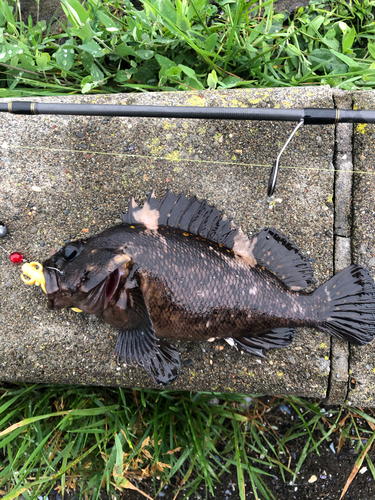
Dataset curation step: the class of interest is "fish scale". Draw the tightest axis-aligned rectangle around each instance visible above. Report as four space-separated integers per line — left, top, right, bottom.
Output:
21 190 375 385
123 227 313 341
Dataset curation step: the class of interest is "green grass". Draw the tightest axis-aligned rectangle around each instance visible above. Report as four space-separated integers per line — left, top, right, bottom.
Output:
2 0 375 97
1 384 375 500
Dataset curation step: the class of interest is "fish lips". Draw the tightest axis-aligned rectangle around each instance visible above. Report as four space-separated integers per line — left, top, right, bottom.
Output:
43 267 73 311
44 266 60 295
47 292 74 311
44 267 71 310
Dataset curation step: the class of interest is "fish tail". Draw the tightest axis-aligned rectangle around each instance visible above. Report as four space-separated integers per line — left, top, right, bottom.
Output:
313 264 375 345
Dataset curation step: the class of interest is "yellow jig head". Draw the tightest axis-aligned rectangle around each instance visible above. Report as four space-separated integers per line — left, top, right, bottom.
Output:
21 262 46 293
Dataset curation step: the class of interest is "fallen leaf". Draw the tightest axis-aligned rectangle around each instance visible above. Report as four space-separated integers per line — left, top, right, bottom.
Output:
166 447 182 455
156 462 171 471
140 436 150 449
142 448 153 460
112 476 153 500
337 435 345 454
340 432 375 499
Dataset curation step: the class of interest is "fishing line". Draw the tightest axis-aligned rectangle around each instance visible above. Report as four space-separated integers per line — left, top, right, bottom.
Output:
3 101 375 194
5 143 374 176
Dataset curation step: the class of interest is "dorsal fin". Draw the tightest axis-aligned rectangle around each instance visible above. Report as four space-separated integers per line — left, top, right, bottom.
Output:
165 192 190 227
251 228 314 291
120 191 256 266
120 191 159 229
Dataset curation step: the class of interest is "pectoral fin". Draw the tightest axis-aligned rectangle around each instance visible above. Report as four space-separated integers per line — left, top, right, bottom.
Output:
146 340 180 386
114 329 180 385
114 286 180 385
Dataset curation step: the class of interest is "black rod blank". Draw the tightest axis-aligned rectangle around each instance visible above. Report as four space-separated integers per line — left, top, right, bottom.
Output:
1 101 375 124
1 101 303 121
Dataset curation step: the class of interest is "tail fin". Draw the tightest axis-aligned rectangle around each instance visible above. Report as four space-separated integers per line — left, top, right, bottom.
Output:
314 264 375 345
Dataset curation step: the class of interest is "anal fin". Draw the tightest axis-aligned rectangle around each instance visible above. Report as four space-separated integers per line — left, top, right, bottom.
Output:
232 327 296 357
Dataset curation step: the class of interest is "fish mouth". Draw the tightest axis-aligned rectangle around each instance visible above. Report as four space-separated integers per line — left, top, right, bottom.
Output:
104 268 121 309
79 267 122 314
45 267 73 311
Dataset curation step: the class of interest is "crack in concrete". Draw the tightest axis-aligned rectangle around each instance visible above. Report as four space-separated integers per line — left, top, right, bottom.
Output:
325 90 354 405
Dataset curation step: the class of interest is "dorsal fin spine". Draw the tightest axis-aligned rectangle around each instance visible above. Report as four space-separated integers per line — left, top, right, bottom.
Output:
120 191 254 260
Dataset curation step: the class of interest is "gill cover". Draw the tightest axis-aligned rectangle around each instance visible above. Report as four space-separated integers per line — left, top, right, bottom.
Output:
77 251 132 293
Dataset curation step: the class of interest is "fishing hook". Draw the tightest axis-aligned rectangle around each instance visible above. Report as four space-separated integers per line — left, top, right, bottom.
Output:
267 118 305 198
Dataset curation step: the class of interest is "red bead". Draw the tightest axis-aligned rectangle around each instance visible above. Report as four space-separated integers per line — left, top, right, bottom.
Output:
10 252 23 263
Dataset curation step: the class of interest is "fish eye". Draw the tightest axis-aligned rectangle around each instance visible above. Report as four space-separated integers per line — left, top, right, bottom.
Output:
64 244 79 261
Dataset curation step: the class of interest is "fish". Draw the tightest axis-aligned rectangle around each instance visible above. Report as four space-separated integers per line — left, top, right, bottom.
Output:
21 191 375 385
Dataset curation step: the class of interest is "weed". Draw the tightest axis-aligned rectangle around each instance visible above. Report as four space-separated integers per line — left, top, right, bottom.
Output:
1 385 375 499
2 0 375 96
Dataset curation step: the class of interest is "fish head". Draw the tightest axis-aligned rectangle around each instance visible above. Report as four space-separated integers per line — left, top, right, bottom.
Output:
42 235 132 315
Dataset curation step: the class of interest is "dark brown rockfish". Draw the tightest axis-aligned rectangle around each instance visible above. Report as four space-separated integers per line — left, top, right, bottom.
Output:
39 191 375 385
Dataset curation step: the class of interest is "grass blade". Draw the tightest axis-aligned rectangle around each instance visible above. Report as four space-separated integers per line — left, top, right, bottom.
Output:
340 430 375 499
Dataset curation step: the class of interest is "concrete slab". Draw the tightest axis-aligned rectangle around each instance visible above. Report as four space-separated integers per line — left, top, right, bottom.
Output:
349 91 375 406
0 88 335 394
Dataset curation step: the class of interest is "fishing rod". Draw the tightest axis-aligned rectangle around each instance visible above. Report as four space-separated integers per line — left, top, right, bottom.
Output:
2 101 374 196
